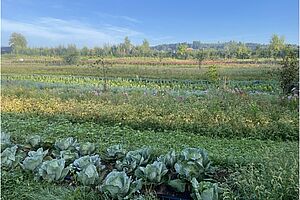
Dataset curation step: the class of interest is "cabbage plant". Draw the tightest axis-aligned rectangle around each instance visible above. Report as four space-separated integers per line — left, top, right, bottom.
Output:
174 148 211 181
26 135 42 149
77 164 99 185
77 142 96 156
73 155 104 170
157 149 177 169
135 161 168 184
99 170 142 199
21 148 48 171
191 178 218 200
103 144 126 161
1 145 18 169
54 137 78 151
37 159 70 182
116 147 152 173
72 155 105 186
1 133 12 152
58 150 79 164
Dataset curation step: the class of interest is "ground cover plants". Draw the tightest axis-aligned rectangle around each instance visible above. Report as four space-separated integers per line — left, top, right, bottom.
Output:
1 56 299 199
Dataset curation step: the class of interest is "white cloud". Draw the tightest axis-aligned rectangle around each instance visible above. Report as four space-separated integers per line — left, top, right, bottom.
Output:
1 17 143 47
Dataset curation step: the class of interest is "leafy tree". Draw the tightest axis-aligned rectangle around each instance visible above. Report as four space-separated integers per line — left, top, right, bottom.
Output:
236 43 251 59
140 39 151 57
176 44 188 59
279 45 299 94
123 36 133 55
63 45 79 65
195 49 206 69
269 34 285 60
81 46 89 56
9 32 27 54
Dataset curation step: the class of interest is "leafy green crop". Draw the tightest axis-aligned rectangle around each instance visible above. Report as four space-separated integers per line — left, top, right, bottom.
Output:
116 147 152 173
37 159 70 182
191 178 218 200
135 161 168 185
77 142 96 156
99 170 142 199
77 164 99 185
174 148 211 181
103 144 127 161
1 132 12 152
25 135 42 149
21 148 48 171
1 145 18 169
157 149 177 169
54 137 78 151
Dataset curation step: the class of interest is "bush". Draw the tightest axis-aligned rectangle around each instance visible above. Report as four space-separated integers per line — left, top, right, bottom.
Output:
279 46 299 94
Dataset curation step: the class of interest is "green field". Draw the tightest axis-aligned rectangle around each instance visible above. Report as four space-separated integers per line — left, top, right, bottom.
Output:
1 59 299 199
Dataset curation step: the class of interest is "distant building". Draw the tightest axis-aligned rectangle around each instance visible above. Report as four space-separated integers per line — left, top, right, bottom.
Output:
186 48 194 51
1 47 12 54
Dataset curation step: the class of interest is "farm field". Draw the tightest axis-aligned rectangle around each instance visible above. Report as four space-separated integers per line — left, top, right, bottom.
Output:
1 58 299 199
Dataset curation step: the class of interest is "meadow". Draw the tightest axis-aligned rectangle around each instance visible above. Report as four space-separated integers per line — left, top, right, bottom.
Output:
1 57 299 200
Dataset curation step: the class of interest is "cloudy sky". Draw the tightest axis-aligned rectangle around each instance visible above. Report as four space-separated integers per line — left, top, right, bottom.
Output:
1 0 299 47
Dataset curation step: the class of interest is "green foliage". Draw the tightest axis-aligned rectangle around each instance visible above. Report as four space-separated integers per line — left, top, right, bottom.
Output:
37 159 70 182
174 148 211 181
191 178 218 200
63 45 79 65
99 170 142 199
205 65 219 83
58 150 79 164
116 147 153 173
73 155 103 171
77 142 96 156
21 148 48 171
177 44 188 59
269 34 285 59
77 164 100 185
157 149 177 169
135 161 168 184
279 45 299 94
26 135 42 149
1 132 12 152
9 32 27 53
168 179 186 193
103 144 127 161
54 137 78 151
1 145 19 169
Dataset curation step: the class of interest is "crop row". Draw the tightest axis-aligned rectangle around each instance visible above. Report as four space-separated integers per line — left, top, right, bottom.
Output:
2 74 279 93
2 133 220 199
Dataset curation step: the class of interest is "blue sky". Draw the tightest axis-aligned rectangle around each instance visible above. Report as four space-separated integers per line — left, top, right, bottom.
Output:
1 0 299 47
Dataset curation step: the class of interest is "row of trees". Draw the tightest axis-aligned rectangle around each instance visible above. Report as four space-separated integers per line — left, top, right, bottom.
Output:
8 32 298 60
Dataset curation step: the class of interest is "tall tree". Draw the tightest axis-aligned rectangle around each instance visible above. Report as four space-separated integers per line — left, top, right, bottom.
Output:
140 39 151 56
9 32 27 53
269 34 285 60
176 44 188 59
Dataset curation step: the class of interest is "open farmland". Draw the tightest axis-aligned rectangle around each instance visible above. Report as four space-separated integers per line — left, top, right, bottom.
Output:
1 57 299 199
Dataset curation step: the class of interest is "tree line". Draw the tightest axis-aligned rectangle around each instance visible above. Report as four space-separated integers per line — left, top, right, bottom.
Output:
7 32 299 60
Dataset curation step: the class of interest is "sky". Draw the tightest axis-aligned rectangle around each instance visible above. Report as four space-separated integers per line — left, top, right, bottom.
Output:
1 0 299 47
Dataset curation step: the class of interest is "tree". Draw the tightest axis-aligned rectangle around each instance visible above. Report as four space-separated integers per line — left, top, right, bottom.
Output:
81 46 89 56
176 44 188 59
279 45 299 94
9 32 27 54
195 49 206 69
123 36 133 55
140 39 151 57
269 34 285 60
63 45 79 65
